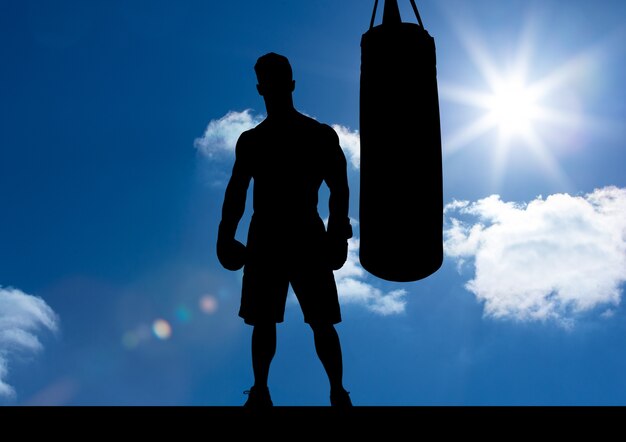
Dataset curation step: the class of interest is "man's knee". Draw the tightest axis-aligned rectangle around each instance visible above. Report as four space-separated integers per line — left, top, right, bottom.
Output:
253 322 276 334
309 322 335 335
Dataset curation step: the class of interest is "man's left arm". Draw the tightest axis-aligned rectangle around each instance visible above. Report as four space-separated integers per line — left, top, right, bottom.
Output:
323 125 352 269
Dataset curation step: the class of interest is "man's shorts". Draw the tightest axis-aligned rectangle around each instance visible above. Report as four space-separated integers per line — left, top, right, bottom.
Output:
238 217 342 325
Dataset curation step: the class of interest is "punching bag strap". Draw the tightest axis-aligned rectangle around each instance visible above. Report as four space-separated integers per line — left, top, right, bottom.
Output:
369 0 425 30
409 0 425 28
369 0 379 29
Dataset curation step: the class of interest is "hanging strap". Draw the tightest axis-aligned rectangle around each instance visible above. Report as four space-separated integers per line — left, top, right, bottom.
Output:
369 0 424 30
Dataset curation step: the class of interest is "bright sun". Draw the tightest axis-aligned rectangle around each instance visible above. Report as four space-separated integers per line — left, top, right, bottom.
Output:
439 14 600 188
486 76 538 139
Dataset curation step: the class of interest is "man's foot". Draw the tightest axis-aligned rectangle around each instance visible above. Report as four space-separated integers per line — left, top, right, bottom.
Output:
330 388 353 407
243 385 273 407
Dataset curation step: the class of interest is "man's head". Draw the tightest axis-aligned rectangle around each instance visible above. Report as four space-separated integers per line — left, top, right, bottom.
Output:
254 52 295 98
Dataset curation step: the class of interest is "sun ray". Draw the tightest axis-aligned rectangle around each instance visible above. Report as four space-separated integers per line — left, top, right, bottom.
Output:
444 112 497 156
521 128 573 190
527 37 612 102
439 83 493 109
490 131 512 190
450 19 503 91
534 106 586 129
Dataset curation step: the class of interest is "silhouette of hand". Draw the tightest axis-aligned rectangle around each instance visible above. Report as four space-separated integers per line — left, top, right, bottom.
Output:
327 234 349 270
217 237 247 271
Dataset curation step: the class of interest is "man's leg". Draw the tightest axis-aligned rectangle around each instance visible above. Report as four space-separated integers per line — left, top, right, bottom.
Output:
310 322 352 406
243 322 276 407
251 322 276 388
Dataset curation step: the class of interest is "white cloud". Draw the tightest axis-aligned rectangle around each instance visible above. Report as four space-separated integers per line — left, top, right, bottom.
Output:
335 238 408 315
0 286 59 398
331 124 360 169
0 359 11 398
444 186 626 326
194 109 263 158
195 110 361 169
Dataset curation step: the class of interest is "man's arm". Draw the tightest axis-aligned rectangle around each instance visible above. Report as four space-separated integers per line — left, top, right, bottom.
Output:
324 125 352 240
217 132 252 270
323 125 352 270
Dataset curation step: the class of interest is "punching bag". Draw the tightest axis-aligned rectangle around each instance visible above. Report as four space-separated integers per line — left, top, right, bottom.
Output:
359 0 443 282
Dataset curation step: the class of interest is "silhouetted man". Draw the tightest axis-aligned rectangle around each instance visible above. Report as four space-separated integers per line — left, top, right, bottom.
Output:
217 52 353 407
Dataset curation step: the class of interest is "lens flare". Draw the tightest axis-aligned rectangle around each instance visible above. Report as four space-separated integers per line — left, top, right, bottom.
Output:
175 305 192 323
152 319 172 340
122 324 152 349
122 331 140 349
199 295 218 314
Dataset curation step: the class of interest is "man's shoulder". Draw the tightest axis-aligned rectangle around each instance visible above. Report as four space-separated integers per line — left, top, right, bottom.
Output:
297 114 338 140
235 126 259 157
239 112 338 144
237 121 264 145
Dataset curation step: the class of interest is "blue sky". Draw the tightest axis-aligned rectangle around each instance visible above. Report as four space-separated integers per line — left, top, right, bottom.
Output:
1 0 625 405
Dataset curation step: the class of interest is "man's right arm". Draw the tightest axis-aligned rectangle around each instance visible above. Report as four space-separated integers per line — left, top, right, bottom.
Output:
217 132 252 270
